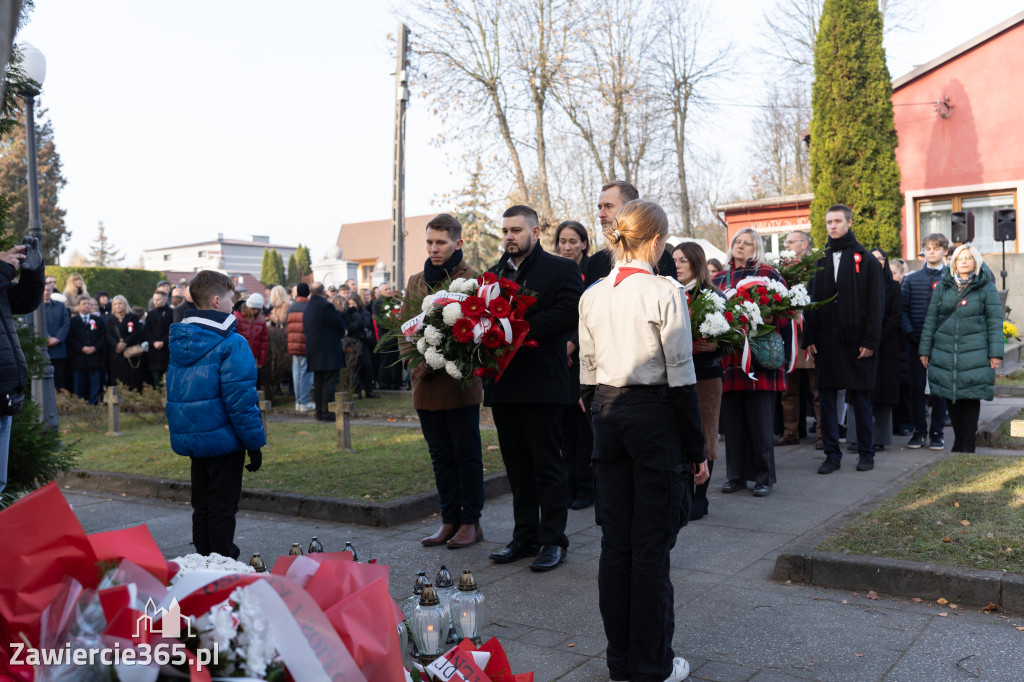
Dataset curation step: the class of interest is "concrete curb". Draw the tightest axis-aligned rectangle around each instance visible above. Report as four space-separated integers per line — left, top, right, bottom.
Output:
773 551 1024 612
977 405 1023 446
57 469 510 528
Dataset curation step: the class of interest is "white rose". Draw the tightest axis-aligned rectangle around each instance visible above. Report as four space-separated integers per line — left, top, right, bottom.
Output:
424 325 445 346
442 302 463 325
445 361 464 380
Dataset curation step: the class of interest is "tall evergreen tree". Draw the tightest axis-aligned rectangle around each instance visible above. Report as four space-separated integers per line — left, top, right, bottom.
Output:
295 244 312 280
809 0 903 254
286 252 299 285
87 221 123 266
272 249 285 286
259 247 274 285
0 103 69 263
453 160 501 273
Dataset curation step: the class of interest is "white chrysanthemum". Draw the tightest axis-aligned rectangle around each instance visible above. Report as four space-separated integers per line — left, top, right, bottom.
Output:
424 347 446 369
450 278 467 292
698 312 731 337
416 337 428 354
421 295 435 312
197 598 238 654
170 553 254 581
740 300 763 326
442 301 463 325
707 290 726 311
780 249 796 259
458 278 480 294
445 361 464 380
764 279 789 295
789 283 811 307
233 587 277 678
424 325 444 346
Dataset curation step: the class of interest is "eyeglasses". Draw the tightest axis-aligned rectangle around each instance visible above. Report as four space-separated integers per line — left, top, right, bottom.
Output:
734 240 755 247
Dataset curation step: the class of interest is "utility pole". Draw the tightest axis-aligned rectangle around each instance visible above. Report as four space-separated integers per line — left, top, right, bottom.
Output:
391 23 410 290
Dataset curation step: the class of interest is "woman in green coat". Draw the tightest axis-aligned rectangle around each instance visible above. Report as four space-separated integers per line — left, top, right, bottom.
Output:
919 244 1003 452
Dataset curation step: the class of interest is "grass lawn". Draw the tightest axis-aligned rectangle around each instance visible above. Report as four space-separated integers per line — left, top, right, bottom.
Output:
269 390 493 423
995 370 1024 386
818 454 1024 574
68 416 504 501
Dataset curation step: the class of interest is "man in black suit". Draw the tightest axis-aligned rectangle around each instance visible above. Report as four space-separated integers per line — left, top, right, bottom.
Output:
302 283 347 422
585 181 677 283
144 289 174 386
68 296 107 404
485 204 584 572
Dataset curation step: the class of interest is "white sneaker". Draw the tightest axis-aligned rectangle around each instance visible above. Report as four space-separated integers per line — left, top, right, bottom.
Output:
664 657 690 682
295 402 315 413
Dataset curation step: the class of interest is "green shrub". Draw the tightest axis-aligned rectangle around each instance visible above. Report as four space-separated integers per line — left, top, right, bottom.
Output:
47 265 166 310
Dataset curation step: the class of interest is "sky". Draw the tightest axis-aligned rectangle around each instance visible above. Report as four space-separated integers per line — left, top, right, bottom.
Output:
13 0 1024 267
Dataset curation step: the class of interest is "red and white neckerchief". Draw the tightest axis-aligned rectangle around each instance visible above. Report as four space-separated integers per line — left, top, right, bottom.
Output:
613 267 652 286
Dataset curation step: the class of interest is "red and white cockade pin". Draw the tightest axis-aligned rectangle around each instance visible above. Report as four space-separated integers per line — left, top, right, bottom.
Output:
854 252 862 273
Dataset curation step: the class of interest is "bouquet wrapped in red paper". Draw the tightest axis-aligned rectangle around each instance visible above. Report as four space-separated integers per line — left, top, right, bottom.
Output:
378 273 537 385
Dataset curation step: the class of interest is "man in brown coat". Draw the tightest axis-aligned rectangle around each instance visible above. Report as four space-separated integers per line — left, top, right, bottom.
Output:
407 213 485 549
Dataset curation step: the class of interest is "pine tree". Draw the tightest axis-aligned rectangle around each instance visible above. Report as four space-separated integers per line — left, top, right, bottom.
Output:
295 244 312 280
87 221 123 267
809 0 903 254
0 103 69 263
453 160 501 273
286 253 299 285
259 247 274 285
272 249 285 286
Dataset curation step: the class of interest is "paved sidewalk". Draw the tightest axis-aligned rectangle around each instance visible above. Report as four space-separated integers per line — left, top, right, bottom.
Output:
64 399 1024 681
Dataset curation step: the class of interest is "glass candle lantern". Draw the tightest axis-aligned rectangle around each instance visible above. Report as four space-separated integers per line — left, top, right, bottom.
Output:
450 569 485 646
409 584 450 665
308 536 324 553
288 543 304 556
249 553 267 573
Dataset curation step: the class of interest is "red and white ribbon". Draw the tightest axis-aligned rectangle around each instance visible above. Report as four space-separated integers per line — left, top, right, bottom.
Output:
472 315 512 344
432 292 468 306
401 312 425 340
478 282 502 305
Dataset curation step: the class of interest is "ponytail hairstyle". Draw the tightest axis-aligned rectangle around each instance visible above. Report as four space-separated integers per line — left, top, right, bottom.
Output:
604 199 668 268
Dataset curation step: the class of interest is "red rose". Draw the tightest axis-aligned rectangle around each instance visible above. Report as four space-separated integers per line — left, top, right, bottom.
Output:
742 291 752 301
772 293 782 302
481 327 504 349
740 314 749 324
452 318 475 343
723 311 734 322
479 272 498 285
488 298 512 318
461 295 486 318
759 295 769 304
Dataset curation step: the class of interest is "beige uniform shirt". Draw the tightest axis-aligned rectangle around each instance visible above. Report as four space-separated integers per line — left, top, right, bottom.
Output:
578 260 697 388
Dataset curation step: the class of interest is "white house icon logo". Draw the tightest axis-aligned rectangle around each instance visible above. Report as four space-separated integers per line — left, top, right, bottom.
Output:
134 598 195 639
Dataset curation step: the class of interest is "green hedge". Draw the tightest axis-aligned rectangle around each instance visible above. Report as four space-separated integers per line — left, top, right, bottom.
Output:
48 266 166 309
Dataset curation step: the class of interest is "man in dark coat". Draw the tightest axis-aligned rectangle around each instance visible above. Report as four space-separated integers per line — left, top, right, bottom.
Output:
302 283 347 422
0 237 44 494
68 295 108 405
485 204 584 572
144 289 174 386
804 204 884 474
585 181 677 283
27 281 71 392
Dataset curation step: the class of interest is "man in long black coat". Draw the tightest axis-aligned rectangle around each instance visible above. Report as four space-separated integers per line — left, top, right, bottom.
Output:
485 204 584 572
145 289 174 386
68 296 108 405
804 204 884 474
303 283 347 422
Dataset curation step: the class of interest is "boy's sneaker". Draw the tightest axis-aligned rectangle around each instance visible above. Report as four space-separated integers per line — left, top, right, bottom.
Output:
907 432 925 449
929 434 945 450
295 402 315 413
664 657 690 682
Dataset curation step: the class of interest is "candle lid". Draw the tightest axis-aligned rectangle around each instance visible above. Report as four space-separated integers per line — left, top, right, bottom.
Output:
457 569 478 591
419 583 440 606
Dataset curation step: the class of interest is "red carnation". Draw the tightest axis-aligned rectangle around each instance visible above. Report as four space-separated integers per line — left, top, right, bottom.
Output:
759 295 769 305
740 314 749 324
461 295 486 318
742 291 752 301
489 298 512 318
481 326 505 349
723 311 734 322
479 272 498 285
452 318 475 343
772 293 782 302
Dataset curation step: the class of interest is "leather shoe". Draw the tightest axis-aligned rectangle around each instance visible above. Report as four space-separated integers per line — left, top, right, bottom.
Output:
720 480 746 494
774 436 800 446
752 483 772 497
856 456 874 471
421 523 458 547
569 497 594 510
529 545 566 572
447 522 483 549
818 458 841 475
488 540 540 564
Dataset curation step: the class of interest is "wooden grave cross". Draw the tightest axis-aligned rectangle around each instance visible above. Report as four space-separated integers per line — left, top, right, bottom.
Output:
328 390 354 452
104 385 122 436
257 390 271 434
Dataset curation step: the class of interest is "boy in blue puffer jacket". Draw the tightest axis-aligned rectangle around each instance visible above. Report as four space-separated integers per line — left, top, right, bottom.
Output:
166 270 266 559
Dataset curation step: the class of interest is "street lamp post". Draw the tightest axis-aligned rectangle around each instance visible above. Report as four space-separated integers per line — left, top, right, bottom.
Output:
18 42 57 428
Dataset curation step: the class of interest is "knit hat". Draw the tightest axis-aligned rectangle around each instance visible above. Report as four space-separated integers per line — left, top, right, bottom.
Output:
245 293 265 309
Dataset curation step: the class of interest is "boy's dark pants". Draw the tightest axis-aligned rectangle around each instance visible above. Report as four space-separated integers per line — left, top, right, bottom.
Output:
190 450 245 559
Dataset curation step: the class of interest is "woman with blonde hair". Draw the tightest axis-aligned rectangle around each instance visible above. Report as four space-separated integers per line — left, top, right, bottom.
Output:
267 285 291 327
579 198 709 682
712 228 786 497
62 272 89 309
265 285 292 397
919 243 1002 452
105 294 144 392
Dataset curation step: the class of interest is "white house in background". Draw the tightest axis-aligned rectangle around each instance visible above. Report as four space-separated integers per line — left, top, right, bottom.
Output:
142 234 298 277
665 236 728 265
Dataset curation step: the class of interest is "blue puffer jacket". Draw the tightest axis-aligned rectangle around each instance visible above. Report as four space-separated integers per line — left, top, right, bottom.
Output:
901 265 943 339
166 310 267 458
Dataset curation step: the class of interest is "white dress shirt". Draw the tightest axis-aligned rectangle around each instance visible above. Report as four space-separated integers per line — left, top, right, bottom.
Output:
578 260 697 388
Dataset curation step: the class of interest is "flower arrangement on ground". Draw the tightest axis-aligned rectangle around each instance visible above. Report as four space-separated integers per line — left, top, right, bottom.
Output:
1004 320 1019 343
377 273 537 385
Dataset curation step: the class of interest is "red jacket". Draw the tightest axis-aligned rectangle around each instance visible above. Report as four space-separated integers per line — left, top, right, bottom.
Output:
286 297 309 356
233 310 269 366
